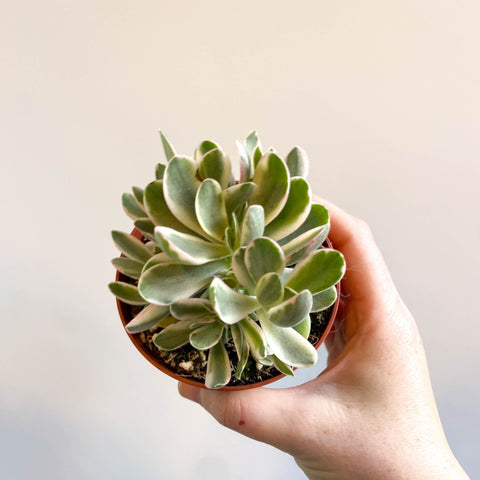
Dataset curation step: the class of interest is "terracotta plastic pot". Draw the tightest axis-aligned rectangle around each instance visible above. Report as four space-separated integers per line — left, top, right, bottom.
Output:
115 228 341 390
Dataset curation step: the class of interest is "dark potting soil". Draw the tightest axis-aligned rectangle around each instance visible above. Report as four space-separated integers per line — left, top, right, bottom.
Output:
124 301 333 387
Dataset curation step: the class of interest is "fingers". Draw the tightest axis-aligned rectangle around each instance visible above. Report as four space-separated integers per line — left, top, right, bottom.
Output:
313 196 398 314
178 382 319 455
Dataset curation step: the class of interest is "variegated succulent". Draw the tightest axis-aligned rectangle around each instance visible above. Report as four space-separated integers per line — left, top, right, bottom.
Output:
109 131 345 389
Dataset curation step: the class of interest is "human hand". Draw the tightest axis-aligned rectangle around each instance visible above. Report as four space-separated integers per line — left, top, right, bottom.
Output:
178 200 469 480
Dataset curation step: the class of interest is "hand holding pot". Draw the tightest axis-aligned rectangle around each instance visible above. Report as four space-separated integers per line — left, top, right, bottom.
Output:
179 200 469 480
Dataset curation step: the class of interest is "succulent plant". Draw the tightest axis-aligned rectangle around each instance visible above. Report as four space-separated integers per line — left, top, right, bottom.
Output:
109 131 346 389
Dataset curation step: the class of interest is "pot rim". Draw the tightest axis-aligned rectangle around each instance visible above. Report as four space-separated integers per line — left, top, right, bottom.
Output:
115 228 341 390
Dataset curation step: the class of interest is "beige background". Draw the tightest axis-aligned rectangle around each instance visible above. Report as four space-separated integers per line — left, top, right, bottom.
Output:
1 1 479 478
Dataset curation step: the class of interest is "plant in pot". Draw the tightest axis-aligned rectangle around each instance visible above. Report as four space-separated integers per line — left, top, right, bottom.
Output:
109 131 345 390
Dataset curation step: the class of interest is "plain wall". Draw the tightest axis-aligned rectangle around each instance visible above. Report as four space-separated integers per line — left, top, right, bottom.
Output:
1 1 479 478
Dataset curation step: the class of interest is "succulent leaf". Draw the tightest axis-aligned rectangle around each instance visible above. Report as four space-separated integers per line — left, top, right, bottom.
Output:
293 315 311 339
312 286 338 312
264 177 311 240
285 146 309 178
239 317 268 360
155 163 166 180
159 130 176 162
195 179 229 241
141 252 171 273
194 140 219 163
122 193 146 220
256 272 284 307
240 205 265 246
280 203 330 245
170 298 214 320
190 321 224 350
205 341 231 389
271 355 294 376
245 237 285 282
199 148 232 189
144 180 198 235
138 259 228 305
163 156 205 236
249 152 290 224
223 182 257 215
268 290 313 328
125 304 170 333
209 278 260 325
108 281 149 305
132 186 144 204
134 218 156 241
231 324 249 379
286 249 346 294
231 247 256 292
237 140 253 183
153 319 196 350
259 314 317 368
111 257 144 280
283 225 329 265
155 226 228 265
111 231 153 263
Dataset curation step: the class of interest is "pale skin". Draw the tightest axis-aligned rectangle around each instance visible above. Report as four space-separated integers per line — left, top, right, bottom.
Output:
178 200 469 480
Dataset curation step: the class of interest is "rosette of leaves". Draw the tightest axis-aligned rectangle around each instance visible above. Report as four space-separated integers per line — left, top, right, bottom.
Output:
109 131 346 389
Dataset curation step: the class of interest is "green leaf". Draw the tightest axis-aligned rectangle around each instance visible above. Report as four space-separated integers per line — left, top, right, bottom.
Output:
237 140 253 182
256 272 284 307
240 205 264 246
245 237 285 282
252 146 263 168
122 193 146 220
199 148 232 190
108 281 148 305
194 140 219 163
155 163 166 180
144 180 198 235
293 316 311 339
284 226 330 266
245 130 261 159
263 177 311 241
111 257 144 279
163 156 204 236
249 152 290 225
206 341 231 389
190 322 224 350
153 319 195 350
195 179 229 241
223 182 257 215
286 249 346 294
231 324 249 379
159 130 176 162
138 259 228 305
132 186 144 204
170 298 214 320
268 290 313 328
312 286 337 312
280 203 330 245
259 314 317 368
141 252 171 273
111 231 153 263
271 355 294 376
134 218 155 241
285 146 309 178
238 317 268 359
209 278 260 325
125 304 170 333
232 247 256 292
155 227 228 265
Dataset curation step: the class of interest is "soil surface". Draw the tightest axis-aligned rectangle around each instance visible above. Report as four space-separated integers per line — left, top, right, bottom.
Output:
124 301 333 387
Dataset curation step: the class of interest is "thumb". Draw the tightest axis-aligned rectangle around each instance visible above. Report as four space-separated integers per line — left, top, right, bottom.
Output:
178 382 317 454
